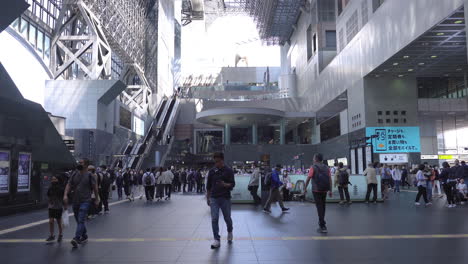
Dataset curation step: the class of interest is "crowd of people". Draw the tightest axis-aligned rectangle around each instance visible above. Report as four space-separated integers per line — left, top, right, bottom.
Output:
44 153 468 250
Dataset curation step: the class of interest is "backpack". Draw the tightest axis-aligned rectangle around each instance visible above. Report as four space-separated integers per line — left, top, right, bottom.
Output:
338 170 349 185
144 173 152 185
312 165 331 192
263 172 272 187
100 172 112 190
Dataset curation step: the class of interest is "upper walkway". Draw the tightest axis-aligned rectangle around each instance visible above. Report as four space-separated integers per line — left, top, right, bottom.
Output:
0 190 467 263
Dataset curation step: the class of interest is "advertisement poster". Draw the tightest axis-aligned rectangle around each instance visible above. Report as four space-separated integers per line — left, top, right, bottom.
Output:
366 127 421 153
17 152 31 192
0 150 10 193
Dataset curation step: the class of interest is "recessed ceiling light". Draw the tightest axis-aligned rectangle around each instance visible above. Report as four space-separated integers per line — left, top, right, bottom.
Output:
375 74 380 77
393 62 399 66
431 55 438 58
383 69 389 72
408 69 414 72
403 56 410 59
454 20 463 24
418 62 425 66
436 32 445 36
456 68 462 71
398 75 404 78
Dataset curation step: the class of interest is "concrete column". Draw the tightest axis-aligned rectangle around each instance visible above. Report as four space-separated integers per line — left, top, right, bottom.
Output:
224 123 231 145
280 119 285 145
252 123 258 145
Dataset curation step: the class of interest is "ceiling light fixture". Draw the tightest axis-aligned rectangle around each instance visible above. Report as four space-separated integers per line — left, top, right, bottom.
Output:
436 32 445 36
456 68 462 71
408 69 414 72
398 75 404 78
403 56 410 59
431 55 438 59
454 20 463 24
418 62 425 66
393 62 399 66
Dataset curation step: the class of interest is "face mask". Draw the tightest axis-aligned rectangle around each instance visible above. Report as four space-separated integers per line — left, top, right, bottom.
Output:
76 165 84 171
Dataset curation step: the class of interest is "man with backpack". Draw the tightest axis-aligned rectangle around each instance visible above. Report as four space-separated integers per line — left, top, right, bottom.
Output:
63 158 100 248
305 154 332 233
263 164 290 213
97 165 112 214
142 168 155 201
334 162 350 205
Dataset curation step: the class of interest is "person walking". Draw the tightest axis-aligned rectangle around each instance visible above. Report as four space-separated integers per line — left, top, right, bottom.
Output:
180 168 187 193
381 164 392 200
305 154 332 233
163 167 174 200
432 166 442 198
115 169 124 200
415 164 432 206
248 165 261 204
392 166 402 193
335 162 350 205
401 166 409 189
97 165 111 214
87 166 98 219
137 169 144 199
63 158 99 248
196 169 203 193
281 171 292 202
439 162 454 207
363 163 378 203
206 152 236 249
155 167 164 201
46 175 65 243
123 168 133 201
142 168 155 201
263 165 290 213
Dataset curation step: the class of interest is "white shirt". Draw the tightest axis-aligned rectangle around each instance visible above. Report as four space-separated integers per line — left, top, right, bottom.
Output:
457 183 467 195
392 169 402 181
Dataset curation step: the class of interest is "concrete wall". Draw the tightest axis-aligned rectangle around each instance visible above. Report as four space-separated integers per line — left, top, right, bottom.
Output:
289 0 464 113
158 0 175 97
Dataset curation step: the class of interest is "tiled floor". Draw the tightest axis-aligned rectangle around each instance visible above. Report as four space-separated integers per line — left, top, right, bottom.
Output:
1 190 468 263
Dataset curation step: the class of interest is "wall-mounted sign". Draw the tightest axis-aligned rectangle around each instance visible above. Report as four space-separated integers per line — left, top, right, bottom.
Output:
438 155 458 160
0 150 10 194
337 158 348 166
17 152 31 192
379 153 408 164
421 155 438 160
366 127 421 153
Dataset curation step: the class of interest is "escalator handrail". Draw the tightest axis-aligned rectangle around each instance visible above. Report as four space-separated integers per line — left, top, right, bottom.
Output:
162 99 180 142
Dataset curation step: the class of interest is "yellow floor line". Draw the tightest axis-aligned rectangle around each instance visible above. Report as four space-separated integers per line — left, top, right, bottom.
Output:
1 234 468 243
0 199 128 236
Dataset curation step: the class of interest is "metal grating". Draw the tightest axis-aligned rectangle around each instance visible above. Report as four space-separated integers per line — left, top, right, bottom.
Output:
202 0 305 45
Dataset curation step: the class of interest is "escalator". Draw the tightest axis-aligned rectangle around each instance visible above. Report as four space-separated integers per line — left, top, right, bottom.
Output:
135 96 181 170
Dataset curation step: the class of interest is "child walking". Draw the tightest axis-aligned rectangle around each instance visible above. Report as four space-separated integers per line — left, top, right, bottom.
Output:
46 175 65 242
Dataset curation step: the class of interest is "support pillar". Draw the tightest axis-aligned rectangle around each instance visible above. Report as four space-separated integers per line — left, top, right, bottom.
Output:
280 119 285 145
293 126 299 144
224 123 231 145
252 123 258 145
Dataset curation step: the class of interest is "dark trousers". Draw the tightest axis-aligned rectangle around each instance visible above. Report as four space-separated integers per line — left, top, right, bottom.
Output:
188 181 193 192
313 192 327 228
124 185 131 197
415 185 428 203
365 183 378 202
144 186 154 200
165 184 172 198
283 188 290 201
249 185 261 204
444 182 455 205
117 185 123 199
182 181 187 193
338 186 350 202
99 189 109 212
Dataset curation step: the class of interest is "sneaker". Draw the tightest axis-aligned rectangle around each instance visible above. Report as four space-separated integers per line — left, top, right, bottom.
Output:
263 208 271 213
415 202 421 206
227 232 233 243
426 202 432 206
347 201 352 205
281 207 290 212
46 235 55 242
211 240 221 249
317 227 328 234
104 210 110 214
339 201 345 205
71 238 79 248
79 236 88 244
57 235 63 242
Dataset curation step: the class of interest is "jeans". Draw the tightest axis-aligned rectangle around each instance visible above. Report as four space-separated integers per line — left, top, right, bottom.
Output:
249 185 261 204
426 181 433 201
313 192 327 228
73 202 91 240
338 186 350 202
117 185 123 199
99 189 109 211
165 184 172 198
394 180 401 192
156 184 164 198
365 183 378 202
264 187 285 210
432 180 442 196
415 186 428 203
210 197 233 241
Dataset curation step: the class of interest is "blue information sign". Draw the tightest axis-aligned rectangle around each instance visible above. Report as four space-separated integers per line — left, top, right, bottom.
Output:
366 127 421 153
